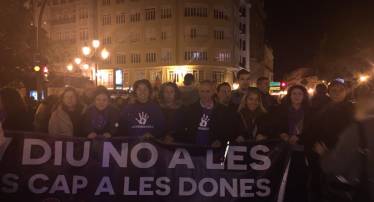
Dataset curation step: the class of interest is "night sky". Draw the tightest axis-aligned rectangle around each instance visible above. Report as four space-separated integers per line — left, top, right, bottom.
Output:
265 0 374 80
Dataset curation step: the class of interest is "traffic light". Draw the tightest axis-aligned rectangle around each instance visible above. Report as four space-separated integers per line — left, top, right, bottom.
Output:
280 82 287 90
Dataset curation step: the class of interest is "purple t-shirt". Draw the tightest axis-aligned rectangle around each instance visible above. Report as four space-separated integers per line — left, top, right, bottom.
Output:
195 107 213 145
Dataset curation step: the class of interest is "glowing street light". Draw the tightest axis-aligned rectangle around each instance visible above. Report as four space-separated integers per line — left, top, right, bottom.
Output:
82 46 91 56
66 64 73 72
74 57 82 65
92 40 100 49
33 65 41 72
82 64 90 70
232 83 239 90
101 48 110 60
359 75 369 83
308 88 315 95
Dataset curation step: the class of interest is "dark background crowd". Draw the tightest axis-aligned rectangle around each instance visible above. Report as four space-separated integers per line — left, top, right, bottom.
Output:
0 69 373 202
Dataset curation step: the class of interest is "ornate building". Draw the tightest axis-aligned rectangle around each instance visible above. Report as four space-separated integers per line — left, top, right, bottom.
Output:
33 0 271 89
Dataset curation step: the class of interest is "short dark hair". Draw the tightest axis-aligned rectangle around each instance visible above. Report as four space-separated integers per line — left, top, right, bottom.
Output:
315 83 328 94
159 82 181 103
328 79 346 89
133 79 153 95
216 82 231 92
183 73 195 85
93 86 110 99
257 77 269 84
237 69 250 79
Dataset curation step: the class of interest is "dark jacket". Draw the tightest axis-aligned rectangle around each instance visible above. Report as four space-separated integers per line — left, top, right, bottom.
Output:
260 91 278 112
2 110 33 132
161 106 184 137
311 94 331 112
81 105 120 137
310 101 355 149
268 104 315 146
118 102 165 138
321 118 374 201
177 101 239 145
238 108 268 140
231 89 247 106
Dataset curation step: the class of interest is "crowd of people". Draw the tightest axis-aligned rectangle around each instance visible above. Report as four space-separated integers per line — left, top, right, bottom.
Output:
0 69 373 202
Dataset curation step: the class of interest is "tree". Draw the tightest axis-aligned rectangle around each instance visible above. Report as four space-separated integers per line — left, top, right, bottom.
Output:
0 0 44 87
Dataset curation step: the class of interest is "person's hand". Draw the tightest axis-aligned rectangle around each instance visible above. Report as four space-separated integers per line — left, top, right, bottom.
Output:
87 132 97 139
235 136 245 143
103 133 112 138
142 133 154 140
314 142 328 156
211 140 222 148
164 135 174 144
279 133 289 142
256 134 267 141
288 135 299 145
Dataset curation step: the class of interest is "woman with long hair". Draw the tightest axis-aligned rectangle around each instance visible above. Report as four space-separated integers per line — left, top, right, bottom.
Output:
271 84 314 202
236 88 268 142
0 87 33 132
158 82 183 143
118 79 165 138
48 87 84 136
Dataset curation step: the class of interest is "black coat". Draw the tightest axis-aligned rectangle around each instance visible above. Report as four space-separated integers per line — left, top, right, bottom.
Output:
177 101 239 145
237 108 268 140
309 101 355 149
268 104 315 146
81 105 120 137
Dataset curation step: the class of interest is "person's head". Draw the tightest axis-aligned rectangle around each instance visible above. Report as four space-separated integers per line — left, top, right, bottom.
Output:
328 80 347 103
93 86 110 111
216 82 232 104
133 79 153 103
239 87 266 112
0 87 27 114
159 82 181 105
283 85 309 108
256 77 270 94
183 73 195 86
60 87 79 110
315 83 328 95
237 69 251 90
198 80 215 103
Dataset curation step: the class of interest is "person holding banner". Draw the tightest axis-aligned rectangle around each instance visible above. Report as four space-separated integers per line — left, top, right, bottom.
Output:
118 79 165 138
158 82 184 143
180 80 235 147
82 86 120 138
271 85 314 202
236 87 268 142
48 87 84 137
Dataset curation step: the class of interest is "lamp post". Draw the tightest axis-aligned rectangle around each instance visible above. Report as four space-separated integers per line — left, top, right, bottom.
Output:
79 40 109 86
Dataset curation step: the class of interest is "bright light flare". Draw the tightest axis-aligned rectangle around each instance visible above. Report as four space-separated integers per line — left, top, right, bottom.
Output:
66 64 73 72
74 57 82 65
359 75 369 83
233 83 239 90
101 48 110 60
82 46 91 56
92 40 100 49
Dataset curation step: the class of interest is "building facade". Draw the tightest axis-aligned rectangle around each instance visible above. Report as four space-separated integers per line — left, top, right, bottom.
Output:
34 0 266 89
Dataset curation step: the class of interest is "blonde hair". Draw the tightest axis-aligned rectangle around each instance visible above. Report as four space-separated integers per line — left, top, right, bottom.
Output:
237 88 267 113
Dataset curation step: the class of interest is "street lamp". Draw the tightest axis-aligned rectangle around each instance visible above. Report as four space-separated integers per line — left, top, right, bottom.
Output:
82 46 91 56
92 40 100 49
82 64 90 70
67 64 73 72
101 48 110 60
74 57 82 65
359 75 369 83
